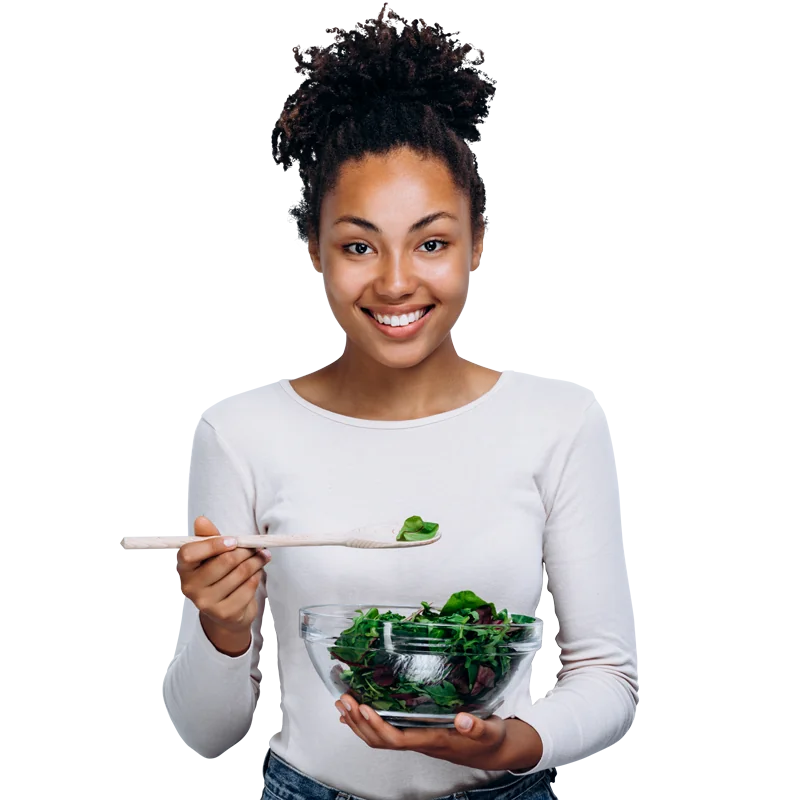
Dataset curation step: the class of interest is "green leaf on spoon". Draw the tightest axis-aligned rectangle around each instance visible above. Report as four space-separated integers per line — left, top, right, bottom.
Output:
396 515 440 541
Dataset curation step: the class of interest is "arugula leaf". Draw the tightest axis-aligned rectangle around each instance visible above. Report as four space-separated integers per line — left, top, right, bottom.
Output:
396 515 440 542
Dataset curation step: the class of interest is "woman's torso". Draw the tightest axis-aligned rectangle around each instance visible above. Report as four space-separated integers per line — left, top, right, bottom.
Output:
201 369 591 799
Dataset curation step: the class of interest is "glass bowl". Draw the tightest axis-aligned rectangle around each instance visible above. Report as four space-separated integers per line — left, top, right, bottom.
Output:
300 604 543 727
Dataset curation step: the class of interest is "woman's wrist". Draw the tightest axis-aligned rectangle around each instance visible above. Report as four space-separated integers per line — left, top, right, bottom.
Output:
199 613 252 657
498 718 544 772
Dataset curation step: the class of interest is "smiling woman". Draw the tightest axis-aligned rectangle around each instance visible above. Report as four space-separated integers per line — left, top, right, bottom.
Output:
268 1 500 418
161 4 637 800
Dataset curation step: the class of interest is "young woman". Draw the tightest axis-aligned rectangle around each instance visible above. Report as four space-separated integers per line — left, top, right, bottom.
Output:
163 6 638 799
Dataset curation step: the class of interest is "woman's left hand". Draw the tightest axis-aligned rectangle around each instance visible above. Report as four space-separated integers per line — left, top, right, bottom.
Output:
335 694 540 771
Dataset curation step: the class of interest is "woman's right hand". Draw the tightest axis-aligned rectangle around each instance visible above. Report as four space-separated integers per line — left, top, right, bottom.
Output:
176 515 271 655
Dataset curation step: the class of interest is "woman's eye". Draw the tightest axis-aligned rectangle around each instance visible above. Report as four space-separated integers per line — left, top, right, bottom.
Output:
343 242 373 255
342 240 448 255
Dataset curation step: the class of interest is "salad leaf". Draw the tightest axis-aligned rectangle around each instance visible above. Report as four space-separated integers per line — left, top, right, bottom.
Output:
439 590 496 618
327 590 537 715
396 515 440 542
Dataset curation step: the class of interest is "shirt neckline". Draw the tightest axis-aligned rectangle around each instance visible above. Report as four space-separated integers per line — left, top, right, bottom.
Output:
278 370 513 429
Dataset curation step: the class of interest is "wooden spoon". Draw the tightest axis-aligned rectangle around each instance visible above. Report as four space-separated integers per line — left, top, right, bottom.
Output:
120 523 441 550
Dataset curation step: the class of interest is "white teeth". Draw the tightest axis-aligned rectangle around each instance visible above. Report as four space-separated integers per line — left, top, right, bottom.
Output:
372 309 427 327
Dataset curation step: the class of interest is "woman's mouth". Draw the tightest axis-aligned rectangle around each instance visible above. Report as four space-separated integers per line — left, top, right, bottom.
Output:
360 305 435 339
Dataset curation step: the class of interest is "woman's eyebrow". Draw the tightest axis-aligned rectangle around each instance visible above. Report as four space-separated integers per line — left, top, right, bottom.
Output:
332 211 458 234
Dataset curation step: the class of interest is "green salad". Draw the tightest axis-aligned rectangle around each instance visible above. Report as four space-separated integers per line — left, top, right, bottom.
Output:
328 589 537 714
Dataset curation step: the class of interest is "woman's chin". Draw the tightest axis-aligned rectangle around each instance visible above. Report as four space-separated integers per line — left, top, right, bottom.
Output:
341 313 451 368
349 337 434 370
370 348 431 370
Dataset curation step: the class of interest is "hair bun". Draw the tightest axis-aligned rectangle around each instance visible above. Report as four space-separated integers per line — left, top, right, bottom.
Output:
273 4 496 170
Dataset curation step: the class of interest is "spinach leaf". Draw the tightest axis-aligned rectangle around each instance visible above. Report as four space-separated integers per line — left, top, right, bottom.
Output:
396 515 440 542
439 590 496 618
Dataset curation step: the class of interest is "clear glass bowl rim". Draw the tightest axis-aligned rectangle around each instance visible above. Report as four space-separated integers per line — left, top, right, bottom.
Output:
314 640 539 653
300 603 542 630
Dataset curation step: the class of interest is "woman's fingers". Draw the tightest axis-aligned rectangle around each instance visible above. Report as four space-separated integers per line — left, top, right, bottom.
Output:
197 545 264 585
336 696 404 750
176 515 271 634
337 701 382 748
212 566 266 621
200 551 270 608
176 531 238 575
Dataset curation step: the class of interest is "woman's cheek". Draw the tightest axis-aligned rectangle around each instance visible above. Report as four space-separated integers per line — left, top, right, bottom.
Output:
325 260 365 299
432 272 470 314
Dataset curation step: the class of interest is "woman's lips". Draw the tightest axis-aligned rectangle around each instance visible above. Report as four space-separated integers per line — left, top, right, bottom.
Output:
362 306 433 339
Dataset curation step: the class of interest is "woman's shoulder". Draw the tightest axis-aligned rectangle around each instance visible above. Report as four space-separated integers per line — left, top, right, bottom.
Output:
505 369 597 417
194 379 289 437
497 371 603 453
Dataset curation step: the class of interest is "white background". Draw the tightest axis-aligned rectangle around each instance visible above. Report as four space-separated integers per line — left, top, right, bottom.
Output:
0 0 800 800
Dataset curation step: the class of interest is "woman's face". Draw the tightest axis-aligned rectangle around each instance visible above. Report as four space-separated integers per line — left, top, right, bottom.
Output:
309 146 483 370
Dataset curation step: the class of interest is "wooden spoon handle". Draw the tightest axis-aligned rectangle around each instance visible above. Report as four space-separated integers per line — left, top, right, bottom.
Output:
120 534 343 549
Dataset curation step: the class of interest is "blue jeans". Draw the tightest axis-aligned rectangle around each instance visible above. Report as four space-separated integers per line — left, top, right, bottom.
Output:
261 749 559 800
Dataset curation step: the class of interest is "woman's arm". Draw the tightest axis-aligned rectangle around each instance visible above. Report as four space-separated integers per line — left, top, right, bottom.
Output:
497 718 544 771
200 612 257 657
162 417 268 758
508 397 639 774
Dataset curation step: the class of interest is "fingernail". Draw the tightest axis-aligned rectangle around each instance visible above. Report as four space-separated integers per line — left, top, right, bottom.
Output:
343 700 351 712
261 549 271 559
338 707 345 716
360 707 370 721
223 537 237 547
457 715 473 730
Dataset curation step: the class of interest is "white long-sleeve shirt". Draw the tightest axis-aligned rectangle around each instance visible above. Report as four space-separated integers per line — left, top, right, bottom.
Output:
163 370 638 799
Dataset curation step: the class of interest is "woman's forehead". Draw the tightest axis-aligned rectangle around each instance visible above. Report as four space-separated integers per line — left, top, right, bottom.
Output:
323 150 464 219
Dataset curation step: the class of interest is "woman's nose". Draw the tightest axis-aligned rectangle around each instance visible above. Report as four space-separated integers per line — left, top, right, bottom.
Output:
373 252 418 298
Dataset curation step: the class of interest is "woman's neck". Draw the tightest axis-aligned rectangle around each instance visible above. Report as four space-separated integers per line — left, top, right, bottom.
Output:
290 337 501 421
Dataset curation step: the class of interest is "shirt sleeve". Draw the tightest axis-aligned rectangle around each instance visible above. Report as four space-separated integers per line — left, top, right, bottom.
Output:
162 416 268 758
506 397 639 774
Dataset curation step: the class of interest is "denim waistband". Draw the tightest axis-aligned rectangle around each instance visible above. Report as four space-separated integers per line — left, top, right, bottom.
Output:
262 749 557 800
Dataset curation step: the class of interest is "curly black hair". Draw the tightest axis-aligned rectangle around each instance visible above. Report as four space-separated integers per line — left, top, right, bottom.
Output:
271 3 496 246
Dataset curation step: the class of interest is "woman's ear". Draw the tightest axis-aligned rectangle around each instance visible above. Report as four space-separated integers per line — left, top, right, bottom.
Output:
470 222 485 272
308 238 323 274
